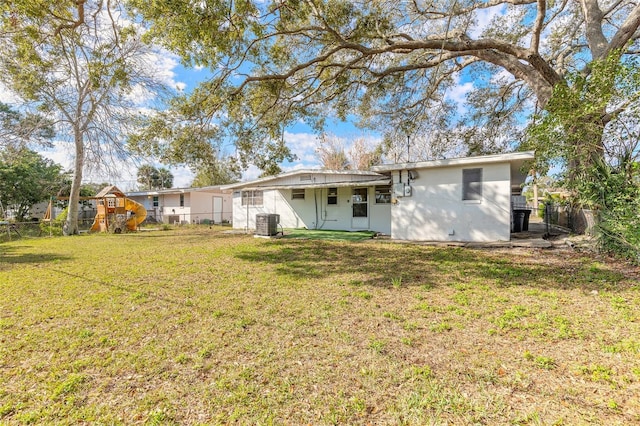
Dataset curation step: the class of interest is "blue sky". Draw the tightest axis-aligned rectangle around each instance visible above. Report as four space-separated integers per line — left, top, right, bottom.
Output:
1 4 506 190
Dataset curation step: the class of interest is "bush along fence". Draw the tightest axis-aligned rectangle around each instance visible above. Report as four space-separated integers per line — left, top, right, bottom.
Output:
542 202 639 262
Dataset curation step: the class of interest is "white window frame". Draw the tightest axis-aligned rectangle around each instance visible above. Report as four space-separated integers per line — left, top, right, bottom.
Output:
241 190 264 206
327 187 338 205
375 185 392 204
291 188 305 200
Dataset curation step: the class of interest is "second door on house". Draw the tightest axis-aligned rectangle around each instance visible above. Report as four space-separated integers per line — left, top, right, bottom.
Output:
351 187 369 229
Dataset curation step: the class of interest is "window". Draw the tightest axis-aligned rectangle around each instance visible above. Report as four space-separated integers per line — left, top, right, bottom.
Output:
179 194 185 207
327 187 338 205
291 188 305 200
463 168 483 201
241 190 264 206
375 185 391 204
152 196 159 207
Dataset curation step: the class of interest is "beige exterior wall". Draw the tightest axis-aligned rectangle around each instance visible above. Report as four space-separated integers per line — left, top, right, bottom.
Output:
127 189 232 225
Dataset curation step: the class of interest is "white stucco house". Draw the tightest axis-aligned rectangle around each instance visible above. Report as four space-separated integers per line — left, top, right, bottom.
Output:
126 186 232 225
222 151 535 242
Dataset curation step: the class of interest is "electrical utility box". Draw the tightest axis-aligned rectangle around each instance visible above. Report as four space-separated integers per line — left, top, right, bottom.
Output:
393 183 412 197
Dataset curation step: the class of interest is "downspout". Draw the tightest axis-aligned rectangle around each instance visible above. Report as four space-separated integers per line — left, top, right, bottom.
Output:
314 188 318 229
318 187 328 229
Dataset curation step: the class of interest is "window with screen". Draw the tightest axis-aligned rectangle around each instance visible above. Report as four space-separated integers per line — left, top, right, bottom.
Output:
462 168 483 201
327 187 338 205
375 185 391 204
292 188 305 200
241 190 264 206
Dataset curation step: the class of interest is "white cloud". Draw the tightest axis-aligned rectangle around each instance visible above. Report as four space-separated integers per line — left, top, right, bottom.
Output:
170 165 194 187
445 76 474 115
40 141 75 170
38 140 193 190
470 5 507 39
0 83 21 104
284 131 322 166
242 165 262 181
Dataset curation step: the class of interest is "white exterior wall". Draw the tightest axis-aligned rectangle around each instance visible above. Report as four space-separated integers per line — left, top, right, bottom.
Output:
231 186 392 234
391 163 512 242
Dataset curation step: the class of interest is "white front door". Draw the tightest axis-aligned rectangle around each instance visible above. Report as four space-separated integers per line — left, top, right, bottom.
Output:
351 187 369 229
212 196 223 223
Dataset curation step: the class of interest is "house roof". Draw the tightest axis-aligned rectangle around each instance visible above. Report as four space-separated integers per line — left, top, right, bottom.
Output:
220 152 534 192
221 169 390 191
126 186 230 197
369 151 535 172
227 179 393 191
371 151 535 192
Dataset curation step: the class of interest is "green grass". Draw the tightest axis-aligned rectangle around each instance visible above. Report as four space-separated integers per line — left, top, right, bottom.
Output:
280 228 376 241
1 227 640 424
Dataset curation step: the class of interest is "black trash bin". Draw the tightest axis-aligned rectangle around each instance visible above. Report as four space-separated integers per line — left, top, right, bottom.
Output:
512 209 528 233
513 209 529 232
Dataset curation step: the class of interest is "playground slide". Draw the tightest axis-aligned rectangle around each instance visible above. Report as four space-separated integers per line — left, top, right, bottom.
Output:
124 198 147 231
89 214 103 232
89 197 147 232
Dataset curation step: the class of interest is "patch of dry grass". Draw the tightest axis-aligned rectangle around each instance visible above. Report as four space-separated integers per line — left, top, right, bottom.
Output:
1 227 639 425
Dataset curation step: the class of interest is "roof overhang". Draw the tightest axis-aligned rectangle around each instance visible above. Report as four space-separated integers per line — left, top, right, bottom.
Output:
370 151 535 172
229 178 392 191
221 169 390 191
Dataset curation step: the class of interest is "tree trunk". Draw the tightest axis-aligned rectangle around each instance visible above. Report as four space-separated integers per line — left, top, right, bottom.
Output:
566 112 606 189
63 128 84 235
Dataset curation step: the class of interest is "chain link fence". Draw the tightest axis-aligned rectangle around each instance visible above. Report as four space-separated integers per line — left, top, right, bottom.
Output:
1 214 231 243
0 218 99 242
540 202 595 235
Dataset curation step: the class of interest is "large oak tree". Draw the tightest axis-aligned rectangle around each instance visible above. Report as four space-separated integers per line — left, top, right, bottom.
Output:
130 0 640 177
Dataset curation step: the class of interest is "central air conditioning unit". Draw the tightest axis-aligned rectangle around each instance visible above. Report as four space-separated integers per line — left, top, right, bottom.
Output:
403 185 412 197
255 213 280 236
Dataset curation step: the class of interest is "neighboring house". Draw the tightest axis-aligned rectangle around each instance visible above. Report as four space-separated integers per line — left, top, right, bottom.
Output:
126 186 232 225
222 151 535 242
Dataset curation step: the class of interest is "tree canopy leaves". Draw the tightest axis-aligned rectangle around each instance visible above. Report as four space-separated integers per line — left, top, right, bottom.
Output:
0 147 64 220
130 0 640 160
136 165 174 190
1 0 171 234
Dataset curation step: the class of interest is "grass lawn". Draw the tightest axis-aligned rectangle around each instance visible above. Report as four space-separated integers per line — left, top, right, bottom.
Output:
1 227 639 425
280 229 377 241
